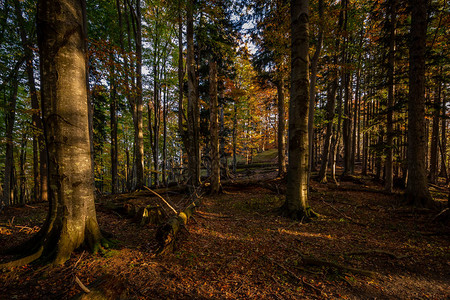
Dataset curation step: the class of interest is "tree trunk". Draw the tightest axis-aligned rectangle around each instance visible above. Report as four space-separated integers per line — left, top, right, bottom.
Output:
209 59 220 194
406 0 433 207
385 0 397 192
283 0 315 220
14 1 47 203
19 132 28 205
110 58 118 194
429 82 441 183
277 78 287 176
186 0 200 187
133 0 144 190
34 0 103 264
308 0 323 177
439 86 447 181
2 68 20 207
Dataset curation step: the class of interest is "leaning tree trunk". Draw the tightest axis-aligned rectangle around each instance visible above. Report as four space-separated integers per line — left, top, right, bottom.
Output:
209 59 220 194
283 0 315 220
30 0 103 265
406 0 433 207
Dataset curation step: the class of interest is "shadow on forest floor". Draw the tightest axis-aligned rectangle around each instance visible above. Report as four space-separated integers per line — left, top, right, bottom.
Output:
0 169 449 299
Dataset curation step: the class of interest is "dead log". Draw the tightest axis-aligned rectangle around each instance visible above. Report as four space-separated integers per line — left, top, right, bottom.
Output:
155 201 197 255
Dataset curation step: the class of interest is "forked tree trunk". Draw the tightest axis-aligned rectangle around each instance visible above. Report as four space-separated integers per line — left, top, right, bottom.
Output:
33 0 102 265
209 59 220 194
283 0 315 220
406 0 433 207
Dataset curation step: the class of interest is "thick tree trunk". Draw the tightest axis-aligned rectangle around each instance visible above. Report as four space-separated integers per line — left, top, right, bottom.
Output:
209 60 220 194
35 0 103 264
406 0 433 207
283 0 315 220
277 78 287 176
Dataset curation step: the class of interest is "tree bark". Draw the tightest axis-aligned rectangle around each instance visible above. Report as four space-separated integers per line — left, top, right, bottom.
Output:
283 0 315 219
34 0 103 264
406 0 433 207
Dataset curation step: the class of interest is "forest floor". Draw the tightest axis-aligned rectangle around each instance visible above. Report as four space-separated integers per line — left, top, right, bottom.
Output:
1 169 449 299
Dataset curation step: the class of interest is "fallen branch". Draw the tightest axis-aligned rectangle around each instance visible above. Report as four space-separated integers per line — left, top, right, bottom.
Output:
75 276 91 293
144 186 178 215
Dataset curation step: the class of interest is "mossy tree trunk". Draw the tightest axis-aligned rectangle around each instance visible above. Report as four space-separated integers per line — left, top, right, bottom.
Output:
35 0 103 265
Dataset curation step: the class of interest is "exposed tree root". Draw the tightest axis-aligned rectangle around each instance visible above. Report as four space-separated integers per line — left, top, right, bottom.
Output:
279 206 319 222
0 246 43 271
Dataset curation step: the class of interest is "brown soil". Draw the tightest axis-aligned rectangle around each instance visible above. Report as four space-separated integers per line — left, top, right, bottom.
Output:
0 171 449 299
